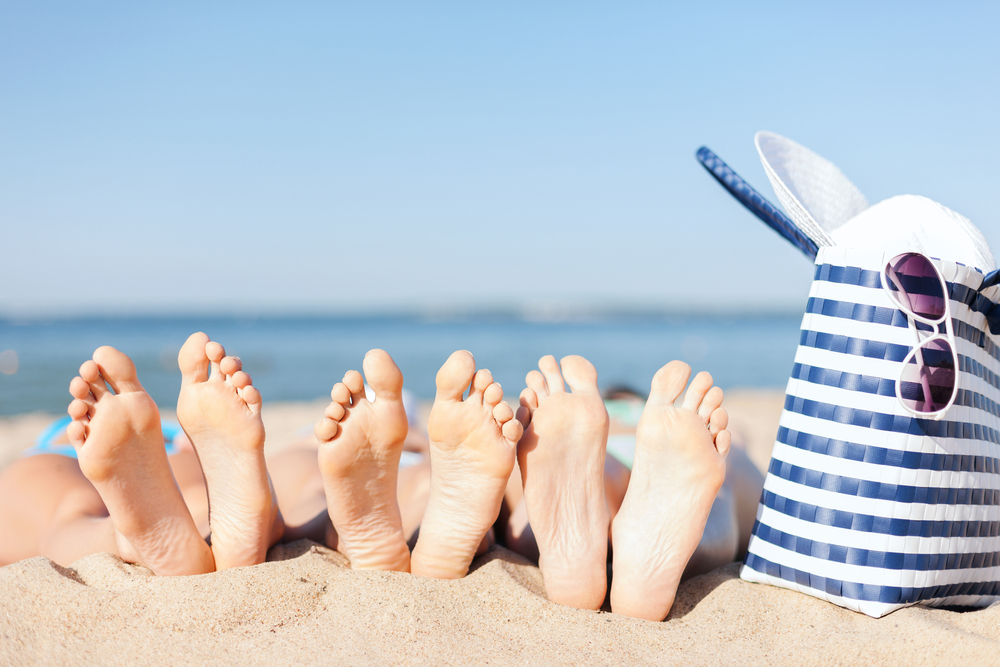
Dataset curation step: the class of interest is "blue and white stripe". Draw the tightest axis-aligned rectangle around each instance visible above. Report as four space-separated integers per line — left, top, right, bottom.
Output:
740 246 1000 617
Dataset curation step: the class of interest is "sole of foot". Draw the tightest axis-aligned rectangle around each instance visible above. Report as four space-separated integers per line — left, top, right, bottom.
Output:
176 332 284 570
517 355 610 609
410 350 522 579
314 349 411 572
67 346 214 575
609 361 731 622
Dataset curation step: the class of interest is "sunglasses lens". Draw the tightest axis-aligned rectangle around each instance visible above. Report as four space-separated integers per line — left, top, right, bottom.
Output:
884 253 947 321
898 338 957 414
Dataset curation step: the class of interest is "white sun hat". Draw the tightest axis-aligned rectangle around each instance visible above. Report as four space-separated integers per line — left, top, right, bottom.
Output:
753 130 870 247
752 130 996 271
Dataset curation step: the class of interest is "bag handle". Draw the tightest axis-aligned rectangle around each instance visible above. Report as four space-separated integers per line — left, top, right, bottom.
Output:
696 146 818 261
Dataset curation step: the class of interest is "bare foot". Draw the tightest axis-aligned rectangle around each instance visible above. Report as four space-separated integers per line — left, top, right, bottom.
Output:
66 346 214 575
410 351 522 578
314 349 411 572
517 355 610 609
610 361 731 621
176 332 284 570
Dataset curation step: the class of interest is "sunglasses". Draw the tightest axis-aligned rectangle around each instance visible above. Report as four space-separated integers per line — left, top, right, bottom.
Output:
881 252 958 420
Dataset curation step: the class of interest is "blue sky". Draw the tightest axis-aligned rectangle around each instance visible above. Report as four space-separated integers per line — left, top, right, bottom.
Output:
2 2 998 316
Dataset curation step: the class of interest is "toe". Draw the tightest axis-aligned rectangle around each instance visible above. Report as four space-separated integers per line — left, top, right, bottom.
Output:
483 382 503 407
538 355 565 393
79 360 108 399
206 341 226 380
709 406 729 438
362 349 404 403
681 371 714 413
517 388 537 429
343 370 366 404
69 376 93 400
698 387 724 423
324 401 346 421
242 385 263 415
493 401 514 423
220 356 243 377
178 332 211 387
231 371 253 390
715 429 732 457
516 404 532 429
470 369 494 401
519 387 538 411
559 355 599 394
67 420 87 446
331 382 352 405
68 398 91 420
315 418 340 442
92 346 144 394
501 415 523 443
435 350 476 402
525 370 548 402
648 361 692 406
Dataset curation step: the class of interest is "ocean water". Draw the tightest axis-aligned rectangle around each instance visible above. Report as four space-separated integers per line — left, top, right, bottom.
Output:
0 314 801 417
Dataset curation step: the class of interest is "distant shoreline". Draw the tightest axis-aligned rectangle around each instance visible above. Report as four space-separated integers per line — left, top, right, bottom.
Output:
0 307 804 325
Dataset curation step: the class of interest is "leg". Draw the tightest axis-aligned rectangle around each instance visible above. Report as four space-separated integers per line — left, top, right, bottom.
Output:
410 351 521 578
610 361 731 621
313 349 411 572
396 458 431 545
168 450 211 539
269 446 330 539
0 454 118 567
1 424 232 570
177 332 285 570
679 442 764 575
66 346 215 575
727 444 766 558
515 355 610 609
682 480 738 579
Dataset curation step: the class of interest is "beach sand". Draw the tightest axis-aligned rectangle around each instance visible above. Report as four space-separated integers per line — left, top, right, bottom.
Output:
2 391 998 666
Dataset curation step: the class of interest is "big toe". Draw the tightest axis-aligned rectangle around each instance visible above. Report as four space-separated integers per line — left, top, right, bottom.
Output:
178 332 211 386
435 350 476 402
559 355 599 394
648 361 692 406
92 346 144 394
363 349 404 401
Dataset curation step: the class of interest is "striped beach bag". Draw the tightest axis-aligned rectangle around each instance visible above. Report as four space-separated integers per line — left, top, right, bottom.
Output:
699 133 1000 617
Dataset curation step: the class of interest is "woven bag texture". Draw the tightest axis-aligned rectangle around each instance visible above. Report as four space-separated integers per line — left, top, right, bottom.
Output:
740 246 1000 617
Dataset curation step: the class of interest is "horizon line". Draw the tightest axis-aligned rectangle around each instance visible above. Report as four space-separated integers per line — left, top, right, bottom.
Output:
0 304 804 324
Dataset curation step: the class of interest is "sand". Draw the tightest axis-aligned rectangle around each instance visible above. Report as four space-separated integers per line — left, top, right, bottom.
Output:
2 391 998 666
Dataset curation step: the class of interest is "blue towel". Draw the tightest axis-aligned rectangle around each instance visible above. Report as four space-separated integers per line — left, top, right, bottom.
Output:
22 415 184 458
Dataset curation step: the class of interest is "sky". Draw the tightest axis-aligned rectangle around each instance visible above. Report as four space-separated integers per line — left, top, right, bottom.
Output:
2 1 998 316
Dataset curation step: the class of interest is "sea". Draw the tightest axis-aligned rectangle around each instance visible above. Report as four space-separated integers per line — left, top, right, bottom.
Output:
0 313 802 417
